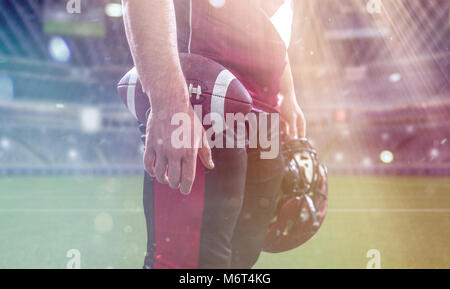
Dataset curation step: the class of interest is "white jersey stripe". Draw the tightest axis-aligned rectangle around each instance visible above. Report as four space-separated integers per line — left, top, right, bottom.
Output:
211 70 235 117
188 0 192 54
126 68 138 119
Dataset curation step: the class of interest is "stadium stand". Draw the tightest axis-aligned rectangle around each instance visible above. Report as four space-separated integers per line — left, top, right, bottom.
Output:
0 0 448 176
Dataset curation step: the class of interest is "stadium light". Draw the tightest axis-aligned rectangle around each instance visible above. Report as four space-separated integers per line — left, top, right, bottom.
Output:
105 3 123 17
48 36 71 63
380 150 394 164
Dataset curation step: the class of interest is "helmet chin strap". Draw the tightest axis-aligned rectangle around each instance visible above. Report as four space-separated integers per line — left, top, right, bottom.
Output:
303 194 320 229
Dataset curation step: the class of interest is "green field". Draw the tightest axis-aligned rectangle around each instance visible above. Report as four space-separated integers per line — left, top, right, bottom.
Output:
0 175 449 269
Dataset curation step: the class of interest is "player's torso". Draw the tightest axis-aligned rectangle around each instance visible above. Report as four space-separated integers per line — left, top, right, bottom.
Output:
174 0 292 112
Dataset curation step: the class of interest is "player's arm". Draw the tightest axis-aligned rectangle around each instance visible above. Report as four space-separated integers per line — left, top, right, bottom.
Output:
279 57 306 139
122 0 214 194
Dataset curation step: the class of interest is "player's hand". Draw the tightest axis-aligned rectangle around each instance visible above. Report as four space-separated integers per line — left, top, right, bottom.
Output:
280 95 306 139
143 77 214 194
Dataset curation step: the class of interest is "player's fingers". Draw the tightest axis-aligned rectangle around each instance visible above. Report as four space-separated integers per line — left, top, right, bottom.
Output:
291 119 299 139
280 119 287 133
143 148 156 176
154 154 168 184
167 158 182 190
297 116 306 138
280 119 289 137
180 155 197 195
198 133 214 169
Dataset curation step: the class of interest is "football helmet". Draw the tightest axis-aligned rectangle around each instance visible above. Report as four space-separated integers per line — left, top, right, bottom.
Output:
263 138 328 253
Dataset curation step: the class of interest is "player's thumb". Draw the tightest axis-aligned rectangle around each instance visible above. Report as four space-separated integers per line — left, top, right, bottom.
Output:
198 133 214 169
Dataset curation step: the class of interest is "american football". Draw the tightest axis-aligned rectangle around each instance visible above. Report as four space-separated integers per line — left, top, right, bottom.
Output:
117 53 253 124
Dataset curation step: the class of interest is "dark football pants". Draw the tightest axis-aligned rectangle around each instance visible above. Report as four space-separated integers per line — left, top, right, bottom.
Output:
142 142 284 269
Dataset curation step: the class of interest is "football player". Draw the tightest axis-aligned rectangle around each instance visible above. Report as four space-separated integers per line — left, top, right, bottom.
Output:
122 0 306 269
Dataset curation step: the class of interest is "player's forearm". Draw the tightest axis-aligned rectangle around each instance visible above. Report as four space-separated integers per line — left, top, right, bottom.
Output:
122 0 188 108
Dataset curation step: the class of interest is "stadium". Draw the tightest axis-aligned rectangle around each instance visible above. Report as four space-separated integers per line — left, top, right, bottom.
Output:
0 0 448 269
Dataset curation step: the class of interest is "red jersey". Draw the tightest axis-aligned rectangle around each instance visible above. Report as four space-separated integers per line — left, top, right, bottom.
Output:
174 0 293 113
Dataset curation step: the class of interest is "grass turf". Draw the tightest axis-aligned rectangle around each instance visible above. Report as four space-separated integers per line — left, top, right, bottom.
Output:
0 175 448 269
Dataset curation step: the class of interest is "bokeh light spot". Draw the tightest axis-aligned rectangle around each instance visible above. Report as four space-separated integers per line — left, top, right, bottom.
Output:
380 150 394 164
209 0 226 8
48 36 71 63
80 107 102 133
105 3 123 17
94 212 114 233
430 148 439 159
1 138 10 149
335 152 344 162
389 73 402 83
68 148 78 160
362 157 372 167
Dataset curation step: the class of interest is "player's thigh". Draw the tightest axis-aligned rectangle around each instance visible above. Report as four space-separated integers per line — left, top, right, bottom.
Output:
197 147 248 268
143 147 247 269
230 149 284 268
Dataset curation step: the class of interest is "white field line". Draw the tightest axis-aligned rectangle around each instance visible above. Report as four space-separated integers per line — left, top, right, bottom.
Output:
332 181 450 188
328 208 450 213
0 195 138 199
0 208 448 213
0 208 143 213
